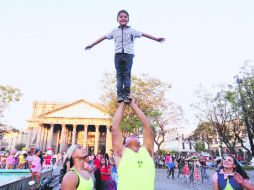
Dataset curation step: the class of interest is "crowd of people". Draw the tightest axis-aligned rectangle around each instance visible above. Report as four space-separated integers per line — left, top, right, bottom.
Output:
60 148 118 190
1 101 254 190
1 114 254 190
1 100 254 190
0 145 119 189
61 97 155 190
154 153 254 190
0 147 64 186
0 147 63 170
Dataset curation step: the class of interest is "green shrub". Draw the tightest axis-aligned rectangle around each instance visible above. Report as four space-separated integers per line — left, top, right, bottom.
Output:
157 149 169 155
15 143 25 151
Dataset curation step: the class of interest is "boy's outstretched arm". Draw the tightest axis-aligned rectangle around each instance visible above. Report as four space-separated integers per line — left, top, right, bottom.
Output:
129 98 154 156
112 102 126 165
85 36 107 50
142 33 165 43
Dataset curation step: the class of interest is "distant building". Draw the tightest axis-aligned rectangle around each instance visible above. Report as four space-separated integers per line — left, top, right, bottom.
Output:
0 129 28 151
161 126 194 153
26 99 112 154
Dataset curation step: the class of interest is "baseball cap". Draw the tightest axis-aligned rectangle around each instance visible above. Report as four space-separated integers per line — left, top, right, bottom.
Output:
35 147 41 154
66 144 79 159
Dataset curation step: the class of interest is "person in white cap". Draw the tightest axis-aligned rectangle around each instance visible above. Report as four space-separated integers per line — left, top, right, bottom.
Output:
61 144 93 190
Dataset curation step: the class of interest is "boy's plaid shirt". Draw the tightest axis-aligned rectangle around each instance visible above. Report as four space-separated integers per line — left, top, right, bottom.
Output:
106 26 142 55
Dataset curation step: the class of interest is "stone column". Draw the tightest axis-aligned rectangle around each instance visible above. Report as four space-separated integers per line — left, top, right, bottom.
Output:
106 126 112 154
72 124 77 145
26 129 32 148
39 126 44 148
83 125 88 148
42 127 49 151
36 124 43 147
94 125 100 155
41 126 47 149
59 124 66 153
56 130 61 153
47 124 54 149
31 127 37 145
18 132 22 145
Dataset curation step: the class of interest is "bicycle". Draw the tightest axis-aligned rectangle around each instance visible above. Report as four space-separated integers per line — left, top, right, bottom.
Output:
29 174 59 190
37 174 59 190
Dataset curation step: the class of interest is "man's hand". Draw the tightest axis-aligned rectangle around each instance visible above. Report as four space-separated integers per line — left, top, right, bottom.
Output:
156 37 165 43
129 96 136 107
129 97 140 108
85 44 93 50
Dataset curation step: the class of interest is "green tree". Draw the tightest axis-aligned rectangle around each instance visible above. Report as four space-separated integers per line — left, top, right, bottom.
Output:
195 142 205 152
100 73 171 132
0 85 22 141
0 85 22 118
186 122 216 152
227 63 254 156
100 73 183 151
197 122 216 151
192 85 243 155
15 143 25 151
150 103 183 152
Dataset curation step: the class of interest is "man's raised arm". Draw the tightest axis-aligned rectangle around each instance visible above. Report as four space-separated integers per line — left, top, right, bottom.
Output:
112 102 126 158
129 99 154 156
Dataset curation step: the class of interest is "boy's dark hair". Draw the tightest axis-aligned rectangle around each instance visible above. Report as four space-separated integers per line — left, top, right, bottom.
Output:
117 10 129 20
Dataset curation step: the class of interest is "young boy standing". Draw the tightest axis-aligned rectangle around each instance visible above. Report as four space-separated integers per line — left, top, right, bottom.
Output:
85 10 165 103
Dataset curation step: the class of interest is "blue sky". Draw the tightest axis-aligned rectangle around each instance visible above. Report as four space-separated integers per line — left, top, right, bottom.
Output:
0 0 254 131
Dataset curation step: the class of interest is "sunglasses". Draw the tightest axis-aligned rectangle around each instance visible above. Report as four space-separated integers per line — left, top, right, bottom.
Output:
223 158 234 162
76 145 83 150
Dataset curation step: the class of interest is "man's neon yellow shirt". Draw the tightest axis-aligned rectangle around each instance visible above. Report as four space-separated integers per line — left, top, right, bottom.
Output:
117 146 155 190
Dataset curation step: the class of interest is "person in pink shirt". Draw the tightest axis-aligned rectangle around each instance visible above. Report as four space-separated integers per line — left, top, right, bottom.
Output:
183 163 190 183
194 164 201 185
29 148 43 187
165 154 171 164
6 150 16 169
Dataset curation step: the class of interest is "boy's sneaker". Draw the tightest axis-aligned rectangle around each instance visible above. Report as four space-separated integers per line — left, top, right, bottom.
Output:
123 96 132 104
117 95 124 103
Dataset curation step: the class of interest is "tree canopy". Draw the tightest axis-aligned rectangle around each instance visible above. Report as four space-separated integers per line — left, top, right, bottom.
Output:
0 85 22 141
191 62 254 156
100 73 183 151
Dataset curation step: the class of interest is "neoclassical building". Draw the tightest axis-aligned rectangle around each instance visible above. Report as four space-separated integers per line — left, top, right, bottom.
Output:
26 99 112 155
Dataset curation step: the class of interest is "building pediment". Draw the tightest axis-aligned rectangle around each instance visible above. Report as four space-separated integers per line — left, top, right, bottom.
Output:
39 99 110 119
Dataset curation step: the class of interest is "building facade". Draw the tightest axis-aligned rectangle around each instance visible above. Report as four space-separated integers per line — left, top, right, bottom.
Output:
26 99 112 154
161 126 194 153
0 128 29 151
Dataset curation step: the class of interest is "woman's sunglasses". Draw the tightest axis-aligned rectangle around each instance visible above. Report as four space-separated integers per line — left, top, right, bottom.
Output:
223 158 234 162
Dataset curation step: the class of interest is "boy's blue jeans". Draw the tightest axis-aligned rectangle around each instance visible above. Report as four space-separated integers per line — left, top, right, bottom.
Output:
114 53 133 97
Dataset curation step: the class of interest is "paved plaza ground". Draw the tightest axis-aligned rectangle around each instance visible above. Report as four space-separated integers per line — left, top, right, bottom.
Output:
155 168 212 190
155 168 254 190
47 167 254 190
